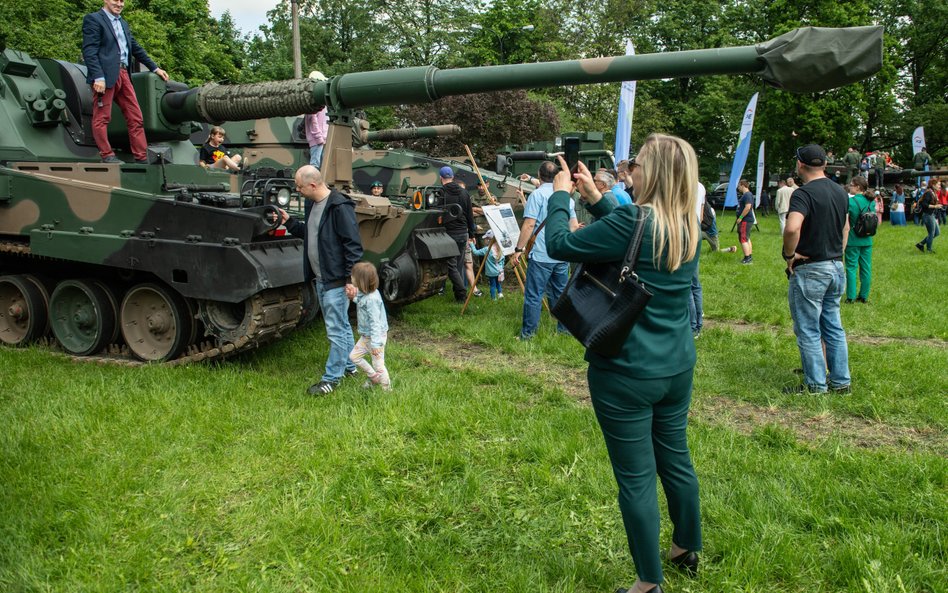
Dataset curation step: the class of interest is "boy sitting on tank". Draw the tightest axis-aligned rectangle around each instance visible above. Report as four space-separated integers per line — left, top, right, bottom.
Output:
199 126 243 172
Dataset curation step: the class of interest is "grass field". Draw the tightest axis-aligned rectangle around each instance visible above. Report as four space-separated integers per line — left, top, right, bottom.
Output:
1 213 946 592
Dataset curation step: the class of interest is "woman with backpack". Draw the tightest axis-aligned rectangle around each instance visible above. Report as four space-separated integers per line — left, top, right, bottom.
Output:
845 176 874 304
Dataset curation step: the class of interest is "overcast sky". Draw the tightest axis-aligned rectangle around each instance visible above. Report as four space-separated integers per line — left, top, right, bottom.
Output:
208 0 280 36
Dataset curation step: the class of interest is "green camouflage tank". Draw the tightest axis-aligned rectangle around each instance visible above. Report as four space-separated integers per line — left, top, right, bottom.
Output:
0 26 884 362
190 116 531 226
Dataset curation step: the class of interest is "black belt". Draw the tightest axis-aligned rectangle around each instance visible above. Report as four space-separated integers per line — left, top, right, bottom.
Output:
796 258 841 266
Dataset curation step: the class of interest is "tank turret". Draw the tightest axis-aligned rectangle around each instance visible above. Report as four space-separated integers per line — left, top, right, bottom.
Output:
0 26 883 363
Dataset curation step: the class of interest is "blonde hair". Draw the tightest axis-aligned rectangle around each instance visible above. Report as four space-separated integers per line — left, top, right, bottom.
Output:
351 261 379 293
206 125 226 143
632 134 699 272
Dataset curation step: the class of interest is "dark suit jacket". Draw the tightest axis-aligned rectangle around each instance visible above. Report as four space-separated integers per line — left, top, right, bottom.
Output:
81 9 158 88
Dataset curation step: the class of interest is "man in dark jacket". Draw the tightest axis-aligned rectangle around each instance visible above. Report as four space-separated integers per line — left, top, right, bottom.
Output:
283 165 364 395
82 0 169 163
436 166 476 302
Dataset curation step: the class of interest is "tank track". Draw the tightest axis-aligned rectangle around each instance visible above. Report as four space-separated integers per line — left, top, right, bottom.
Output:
2 240 303 366
86 286 303 367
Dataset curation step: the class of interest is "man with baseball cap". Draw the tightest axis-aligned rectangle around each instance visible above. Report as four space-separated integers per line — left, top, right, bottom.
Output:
436 167 476 302
781 143 852 394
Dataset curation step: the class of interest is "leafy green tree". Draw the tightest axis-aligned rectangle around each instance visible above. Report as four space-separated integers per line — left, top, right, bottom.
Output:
395 90 559 163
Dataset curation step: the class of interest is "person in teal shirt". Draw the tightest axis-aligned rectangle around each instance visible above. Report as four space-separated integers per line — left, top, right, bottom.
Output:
545 135 702 593
845 176 874 303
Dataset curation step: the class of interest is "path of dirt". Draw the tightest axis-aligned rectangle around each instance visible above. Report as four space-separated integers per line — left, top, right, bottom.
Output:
396 324 946 456
702 318 948 349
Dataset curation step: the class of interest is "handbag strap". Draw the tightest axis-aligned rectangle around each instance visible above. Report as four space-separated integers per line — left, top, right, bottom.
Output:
618 210 648 282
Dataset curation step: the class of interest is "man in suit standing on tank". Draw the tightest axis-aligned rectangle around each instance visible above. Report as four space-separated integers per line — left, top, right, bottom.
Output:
82 0 169 163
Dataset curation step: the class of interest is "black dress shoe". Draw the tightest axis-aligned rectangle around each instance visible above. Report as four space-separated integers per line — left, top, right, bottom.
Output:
669 550 699 576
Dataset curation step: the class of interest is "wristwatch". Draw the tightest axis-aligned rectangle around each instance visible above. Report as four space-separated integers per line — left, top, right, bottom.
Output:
515 247 524 253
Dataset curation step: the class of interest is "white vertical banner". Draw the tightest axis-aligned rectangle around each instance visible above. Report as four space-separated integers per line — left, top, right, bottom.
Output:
912 126 926 157
614 40 636 165
913 126 929 185
725 92 759 208
755 141 765 207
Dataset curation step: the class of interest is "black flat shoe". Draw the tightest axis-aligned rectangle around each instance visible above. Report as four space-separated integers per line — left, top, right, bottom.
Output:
669 550 699 576
615 587 662 593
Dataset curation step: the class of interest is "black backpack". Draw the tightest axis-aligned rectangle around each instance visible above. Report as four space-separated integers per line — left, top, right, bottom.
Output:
700 201 715 232
851 198 878 238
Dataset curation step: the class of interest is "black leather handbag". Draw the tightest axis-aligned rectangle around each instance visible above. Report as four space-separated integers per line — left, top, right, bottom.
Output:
551 216 652 357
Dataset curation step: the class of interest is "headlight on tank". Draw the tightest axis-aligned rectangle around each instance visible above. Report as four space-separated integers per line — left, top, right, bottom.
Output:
275 187 292 207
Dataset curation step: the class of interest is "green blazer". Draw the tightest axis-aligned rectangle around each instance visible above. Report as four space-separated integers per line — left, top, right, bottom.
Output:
545 191 698 379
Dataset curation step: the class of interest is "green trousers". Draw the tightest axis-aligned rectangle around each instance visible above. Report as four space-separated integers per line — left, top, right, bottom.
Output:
587 366 702 584
844 243 873 300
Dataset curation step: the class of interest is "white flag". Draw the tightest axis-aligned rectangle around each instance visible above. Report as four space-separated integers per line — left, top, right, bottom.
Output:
755 141 765 207
911 126 926 157
725 93 759 208
614 40 636 164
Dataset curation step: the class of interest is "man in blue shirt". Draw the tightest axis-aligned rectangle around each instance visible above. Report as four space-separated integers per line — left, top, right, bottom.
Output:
612 176 633 205
735 179 756 264
82 0 169 163
510 161 578 339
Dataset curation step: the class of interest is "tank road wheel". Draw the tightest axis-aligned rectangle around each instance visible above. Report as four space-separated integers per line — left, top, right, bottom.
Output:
297 280 319 328
0 275 49 346
199 299 252 343
120 284 193 362
22 275 53 339
49 279 117 356
92 280 122 346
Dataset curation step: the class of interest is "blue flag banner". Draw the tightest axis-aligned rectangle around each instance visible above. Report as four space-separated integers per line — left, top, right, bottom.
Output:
755 141 765 207
614 40 636 165
725 92 759 208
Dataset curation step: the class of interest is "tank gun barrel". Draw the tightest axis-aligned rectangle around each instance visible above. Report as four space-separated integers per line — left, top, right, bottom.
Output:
896 169 947 179
363 125 461 143
162 26 882 124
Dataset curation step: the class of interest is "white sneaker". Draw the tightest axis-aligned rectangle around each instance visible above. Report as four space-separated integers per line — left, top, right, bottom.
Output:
498 293 504 299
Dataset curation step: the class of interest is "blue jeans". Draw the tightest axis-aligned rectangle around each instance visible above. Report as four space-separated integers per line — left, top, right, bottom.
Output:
309 144 324 167
521 260 569 338
687 264 703 333
787 261 851 391
315 281 356 383
488 276 502 299
921 214 940 250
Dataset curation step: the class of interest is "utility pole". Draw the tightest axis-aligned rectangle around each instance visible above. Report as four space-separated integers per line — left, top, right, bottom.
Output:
291 0 302 78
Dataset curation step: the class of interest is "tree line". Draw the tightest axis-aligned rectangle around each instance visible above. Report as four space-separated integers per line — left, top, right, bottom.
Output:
1 0 943 181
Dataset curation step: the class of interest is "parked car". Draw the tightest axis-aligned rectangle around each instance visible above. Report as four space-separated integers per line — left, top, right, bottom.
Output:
707 183 728 210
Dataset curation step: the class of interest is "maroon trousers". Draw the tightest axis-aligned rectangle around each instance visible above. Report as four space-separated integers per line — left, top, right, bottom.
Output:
91 68 147 160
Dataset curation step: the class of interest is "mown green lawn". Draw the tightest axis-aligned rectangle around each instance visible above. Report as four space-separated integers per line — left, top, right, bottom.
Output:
1 213 945 592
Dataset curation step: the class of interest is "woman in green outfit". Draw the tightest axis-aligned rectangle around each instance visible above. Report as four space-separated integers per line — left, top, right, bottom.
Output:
845 176 873 303
545 134 702 593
